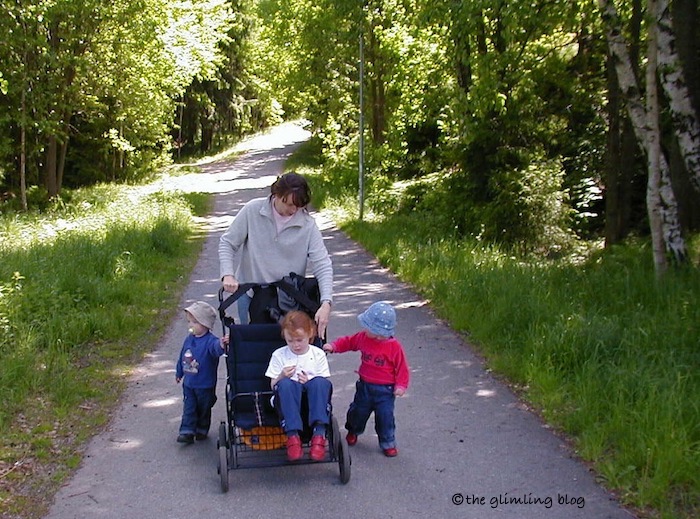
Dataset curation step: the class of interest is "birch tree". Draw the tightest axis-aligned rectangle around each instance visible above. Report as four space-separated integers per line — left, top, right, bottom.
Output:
598 0 687 266
645 0 667 274
655 0 700 193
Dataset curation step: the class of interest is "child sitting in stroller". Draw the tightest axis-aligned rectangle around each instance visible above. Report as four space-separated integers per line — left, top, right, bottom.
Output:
265 311 332 461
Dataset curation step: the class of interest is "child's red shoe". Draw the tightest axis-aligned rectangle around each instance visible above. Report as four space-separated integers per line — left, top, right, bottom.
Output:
310 435 326 461
286 435 302 461
383 447 398 457
346 432 358 446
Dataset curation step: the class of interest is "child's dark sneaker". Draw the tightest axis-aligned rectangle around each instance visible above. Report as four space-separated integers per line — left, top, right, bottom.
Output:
286 435 302 461
346 432 358 446
177 434 194 444
383 447 398 457
309 435 326 461
195 433 208 441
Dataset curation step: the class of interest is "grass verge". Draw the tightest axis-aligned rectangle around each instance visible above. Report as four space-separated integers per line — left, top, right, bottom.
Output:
0 180 210 518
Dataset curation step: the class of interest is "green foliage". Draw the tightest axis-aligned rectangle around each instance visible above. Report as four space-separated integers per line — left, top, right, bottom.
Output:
177 0 272 154
0 0 238 199
0 183 200 428
253 0 611 252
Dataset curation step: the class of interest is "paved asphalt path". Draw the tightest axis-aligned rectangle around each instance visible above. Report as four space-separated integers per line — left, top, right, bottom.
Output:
44 122 636 519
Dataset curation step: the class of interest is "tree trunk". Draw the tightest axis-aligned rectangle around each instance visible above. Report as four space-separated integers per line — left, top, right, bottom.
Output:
672 0 699 114
45 135 59 198
646 0 667 275
605 55 622 246
598 0 687 264
57 133 69 193
20 88 28 211
656 0 700 193
605 63 639 245
367 23 386 144
670 0 700 230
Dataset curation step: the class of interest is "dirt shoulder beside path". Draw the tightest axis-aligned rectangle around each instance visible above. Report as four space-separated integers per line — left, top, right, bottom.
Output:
44 122 635 519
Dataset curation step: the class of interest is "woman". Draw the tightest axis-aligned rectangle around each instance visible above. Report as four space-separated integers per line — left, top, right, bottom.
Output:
219 172 333 337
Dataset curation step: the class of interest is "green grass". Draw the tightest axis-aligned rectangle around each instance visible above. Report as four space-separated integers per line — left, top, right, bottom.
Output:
0 180 209 518
302 159 700 519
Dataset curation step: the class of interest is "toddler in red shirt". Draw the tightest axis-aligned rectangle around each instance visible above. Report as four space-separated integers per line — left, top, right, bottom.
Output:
324 301 409 457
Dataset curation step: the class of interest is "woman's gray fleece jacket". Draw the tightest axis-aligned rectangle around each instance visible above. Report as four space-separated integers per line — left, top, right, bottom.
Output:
218 197 333 302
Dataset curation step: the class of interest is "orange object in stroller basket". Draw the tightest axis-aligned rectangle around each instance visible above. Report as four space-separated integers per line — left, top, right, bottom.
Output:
241 426 287 450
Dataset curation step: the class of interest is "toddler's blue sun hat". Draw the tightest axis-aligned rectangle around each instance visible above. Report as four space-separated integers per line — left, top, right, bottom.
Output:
358 301 396 337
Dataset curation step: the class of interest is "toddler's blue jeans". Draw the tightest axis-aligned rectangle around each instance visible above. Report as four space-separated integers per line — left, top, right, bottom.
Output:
346 379 396 450
274 377 332 435
179 386 217 436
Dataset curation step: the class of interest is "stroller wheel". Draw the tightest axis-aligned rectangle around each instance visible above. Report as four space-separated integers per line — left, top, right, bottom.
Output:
218 422 229 493
338 434 351 484
331 416 341 457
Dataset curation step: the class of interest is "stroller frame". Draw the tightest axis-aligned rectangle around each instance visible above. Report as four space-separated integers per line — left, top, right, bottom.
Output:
216 282 351 493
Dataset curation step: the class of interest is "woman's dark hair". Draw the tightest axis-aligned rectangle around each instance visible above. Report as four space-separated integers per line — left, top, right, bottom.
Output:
270 172 311 208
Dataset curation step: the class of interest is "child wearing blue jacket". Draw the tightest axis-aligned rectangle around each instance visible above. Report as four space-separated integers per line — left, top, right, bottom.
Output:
175 301 225 444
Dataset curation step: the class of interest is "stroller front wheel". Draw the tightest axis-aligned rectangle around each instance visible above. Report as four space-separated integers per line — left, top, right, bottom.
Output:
218 422 229 493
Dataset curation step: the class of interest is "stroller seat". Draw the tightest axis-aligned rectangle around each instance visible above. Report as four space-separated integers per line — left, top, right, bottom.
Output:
226 324 283 429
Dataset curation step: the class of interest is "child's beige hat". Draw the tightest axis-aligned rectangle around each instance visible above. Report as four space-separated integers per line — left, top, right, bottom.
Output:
184 301 217 330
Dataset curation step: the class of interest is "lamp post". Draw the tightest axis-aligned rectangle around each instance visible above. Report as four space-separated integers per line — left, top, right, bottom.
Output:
358 13 365 221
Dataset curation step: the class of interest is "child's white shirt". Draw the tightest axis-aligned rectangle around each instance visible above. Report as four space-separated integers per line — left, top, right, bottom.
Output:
265 345 330 382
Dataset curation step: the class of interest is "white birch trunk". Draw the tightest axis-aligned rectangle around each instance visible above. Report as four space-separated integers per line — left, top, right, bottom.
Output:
645 0 667 275
598 0 687 265
656 0 700 193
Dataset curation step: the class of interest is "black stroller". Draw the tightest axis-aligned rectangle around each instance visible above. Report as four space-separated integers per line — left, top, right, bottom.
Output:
216 274 351 493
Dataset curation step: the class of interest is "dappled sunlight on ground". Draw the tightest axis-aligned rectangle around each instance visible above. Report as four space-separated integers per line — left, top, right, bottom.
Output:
153 170 279 195
193 214 234 234
181 121 311 167
106 438 143 451
395 299 429 309
448 359 474 369
141 397 180 409
131 358 173 379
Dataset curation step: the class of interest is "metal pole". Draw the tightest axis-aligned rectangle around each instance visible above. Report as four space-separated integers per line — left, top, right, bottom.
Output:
358 28 365 221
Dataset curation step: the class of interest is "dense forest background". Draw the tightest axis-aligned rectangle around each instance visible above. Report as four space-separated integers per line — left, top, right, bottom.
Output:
1 0 699 260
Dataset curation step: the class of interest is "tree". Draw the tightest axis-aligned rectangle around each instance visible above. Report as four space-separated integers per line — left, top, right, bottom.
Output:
177 0 267 154
0 0 233 200
656 0 700 193
603 0 644 247
598 0 688 268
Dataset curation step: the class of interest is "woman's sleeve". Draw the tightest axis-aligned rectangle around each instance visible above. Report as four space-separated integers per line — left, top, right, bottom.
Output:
307 222 333 302
218 203 251 279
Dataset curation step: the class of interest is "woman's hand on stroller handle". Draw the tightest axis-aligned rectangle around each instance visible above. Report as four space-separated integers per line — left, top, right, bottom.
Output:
222 275 239 293
315 301 331 339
